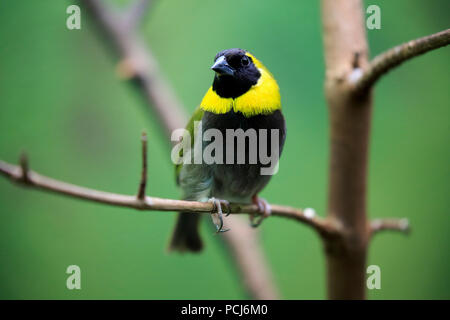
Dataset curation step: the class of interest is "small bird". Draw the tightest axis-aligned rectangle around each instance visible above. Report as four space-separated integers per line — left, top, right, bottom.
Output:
169 48 286 252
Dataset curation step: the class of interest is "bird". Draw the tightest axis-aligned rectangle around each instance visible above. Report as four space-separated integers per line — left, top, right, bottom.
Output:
169 48 286 252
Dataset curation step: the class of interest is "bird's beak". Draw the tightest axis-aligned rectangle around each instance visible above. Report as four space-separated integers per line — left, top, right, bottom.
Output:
211 56 234 77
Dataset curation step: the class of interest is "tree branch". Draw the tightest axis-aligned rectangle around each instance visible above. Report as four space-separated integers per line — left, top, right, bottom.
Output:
321 0 417 299
370 218 410 237
0 157 335 235
351 29 450 92
321 0 372 300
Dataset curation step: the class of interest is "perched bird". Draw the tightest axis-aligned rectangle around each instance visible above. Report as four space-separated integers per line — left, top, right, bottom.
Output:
169 48 286 252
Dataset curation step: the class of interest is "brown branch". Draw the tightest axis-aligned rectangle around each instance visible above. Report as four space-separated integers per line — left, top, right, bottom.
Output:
321 0 372 300
137 131 148 200
0 158 335 235
351 29 450 92
370 218 410 237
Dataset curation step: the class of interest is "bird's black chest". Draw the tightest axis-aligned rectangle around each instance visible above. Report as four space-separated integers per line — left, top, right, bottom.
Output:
200 110 286 201
203 109 285 133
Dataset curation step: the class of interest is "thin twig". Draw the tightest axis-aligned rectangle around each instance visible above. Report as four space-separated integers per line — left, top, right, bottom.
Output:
137 131 148 200
370 218 410 237
19 152 30 182
0 158 336 235
351 29 450 92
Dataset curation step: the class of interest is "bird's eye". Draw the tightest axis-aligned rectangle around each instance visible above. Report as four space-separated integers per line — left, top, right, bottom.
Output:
241 56 250 66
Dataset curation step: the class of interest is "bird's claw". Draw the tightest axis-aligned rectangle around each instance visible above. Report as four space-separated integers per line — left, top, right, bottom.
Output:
250 196 271 228
208 198 231 233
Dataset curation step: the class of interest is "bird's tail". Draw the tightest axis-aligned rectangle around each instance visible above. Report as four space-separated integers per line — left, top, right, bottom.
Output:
168 212 203 253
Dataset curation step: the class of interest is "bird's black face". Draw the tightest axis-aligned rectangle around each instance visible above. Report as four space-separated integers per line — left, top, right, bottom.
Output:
211 48 261 99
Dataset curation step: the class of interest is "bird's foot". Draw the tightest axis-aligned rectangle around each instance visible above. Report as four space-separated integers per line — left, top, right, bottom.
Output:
208 197 231 233
250 195 271 228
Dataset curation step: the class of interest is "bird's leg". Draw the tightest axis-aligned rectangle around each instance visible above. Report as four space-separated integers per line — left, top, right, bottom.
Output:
208 197 231 233
250 195 272 227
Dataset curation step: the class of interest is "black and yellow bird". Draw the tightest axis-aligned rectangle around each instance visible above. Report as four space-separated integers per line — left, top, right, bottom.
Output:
169 48 286 252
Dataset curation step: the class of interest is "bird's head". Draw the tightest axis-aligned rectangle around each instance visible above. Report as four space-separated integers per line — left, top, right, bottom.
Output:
211 48 263 99
201 48 280 117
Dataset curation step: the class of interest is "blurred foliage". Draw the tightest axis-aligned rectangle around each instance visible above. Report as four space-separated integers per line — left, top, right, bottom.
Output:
0 0 448 299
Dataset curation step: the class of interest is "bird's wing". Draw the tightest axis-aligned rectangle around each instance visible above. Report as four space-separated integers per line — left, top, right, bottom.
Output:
175 105 205 184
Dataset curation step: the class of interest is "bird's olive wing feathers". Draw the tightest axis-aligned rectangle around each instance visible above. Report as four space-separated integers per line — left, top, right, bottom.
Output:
175 106 205 184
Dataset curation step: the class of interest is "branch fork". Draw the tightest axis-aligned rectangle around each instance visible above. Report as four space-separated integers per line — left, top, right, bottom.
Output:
350 29 450 93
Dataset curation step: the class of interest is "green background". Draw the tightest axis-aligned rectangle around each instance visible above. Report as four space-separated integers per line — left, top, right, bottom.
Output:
0 0 448 299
